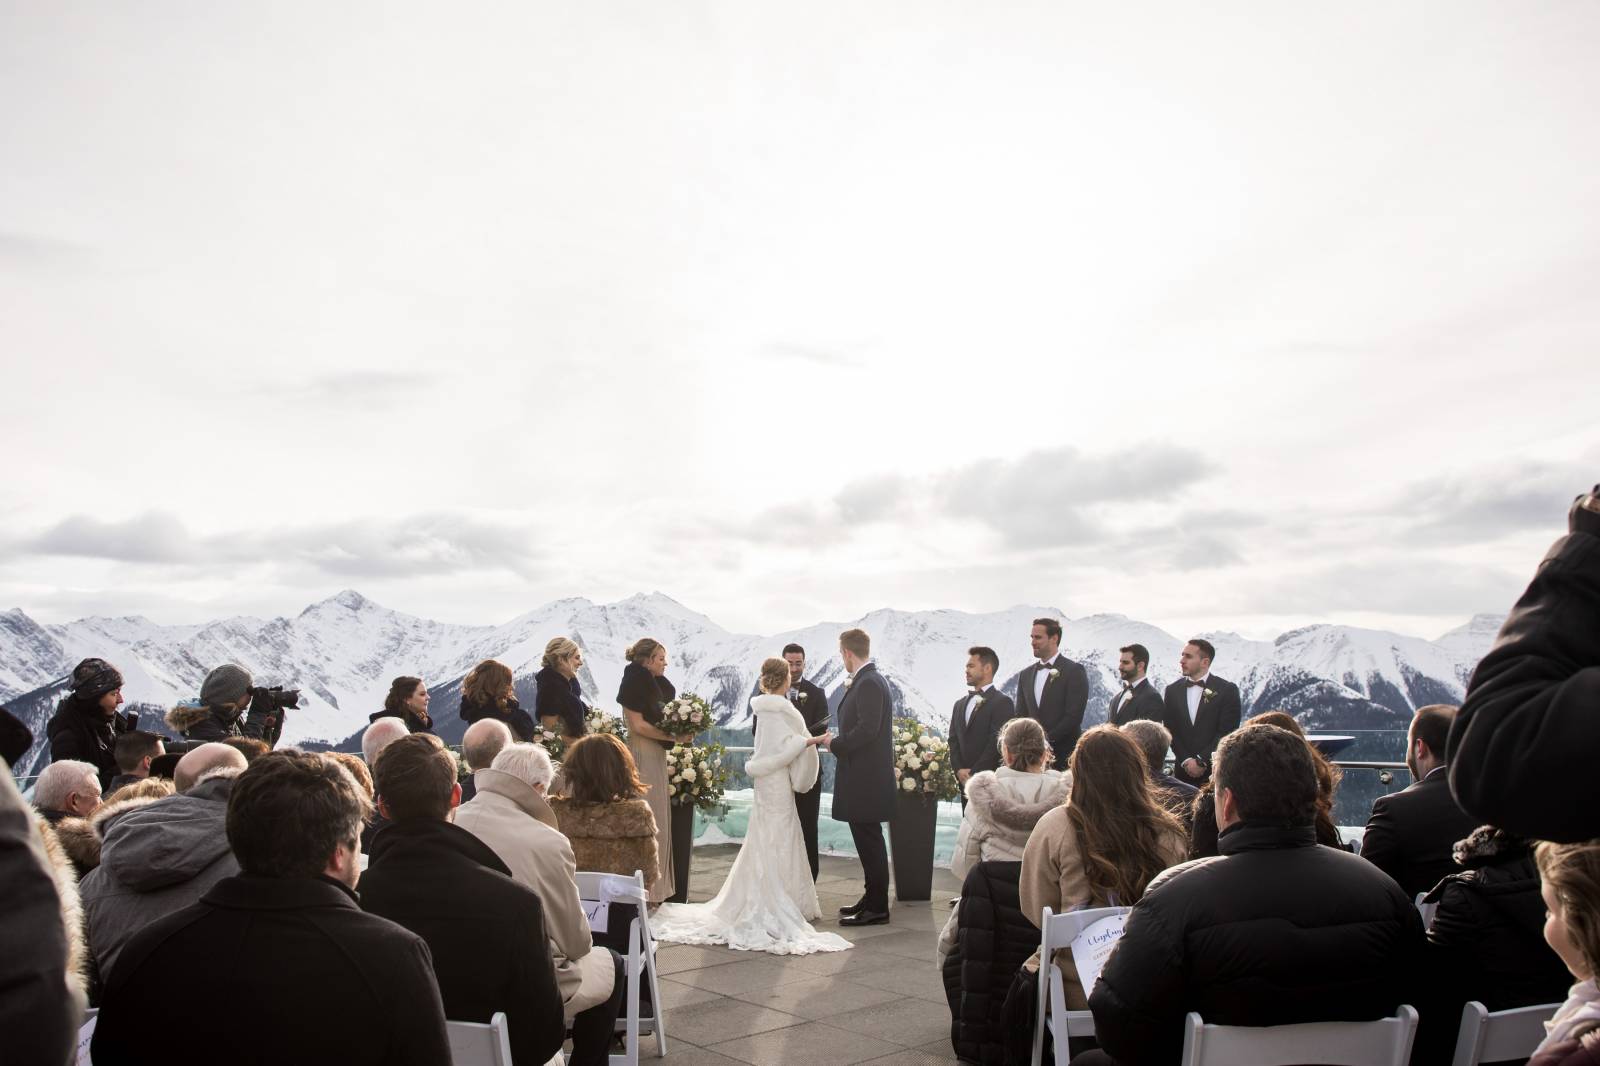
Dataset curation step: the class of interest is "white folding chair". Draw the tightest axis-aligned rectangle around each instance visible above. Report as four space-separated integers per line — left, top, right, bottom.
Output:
1415 891 1438 932
1450 1000 1562 1066
447 1011 516 1066
1179 1005 1419 1066
1030 905 1129 1066
574 869 667 1064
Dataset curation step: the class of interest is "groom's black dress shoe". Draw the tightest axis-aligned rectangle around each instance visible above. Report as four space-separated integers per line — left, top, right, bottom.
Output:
839 900 866 917
839 909 890 927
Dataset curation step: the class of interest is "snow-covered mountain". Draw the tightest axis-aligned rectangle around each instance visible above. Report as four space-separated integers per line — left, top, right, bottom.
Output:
1 590 1505 776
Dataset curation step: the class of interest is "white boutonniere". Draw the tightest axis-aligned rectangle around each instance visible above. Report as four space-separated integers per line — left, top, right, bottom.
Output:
795 691 808 703
1202 687 1216 702
970 692 985 708
1048 668 1061 681
842 677 853 689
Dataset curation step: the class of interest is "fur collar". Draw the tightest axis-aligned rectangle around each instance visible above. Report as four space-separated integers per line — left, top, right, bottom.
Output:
32 815 88 998
965 770 1070 833
548 796 657 839
752 693 805 733
165 703 222 732
48 794 168 873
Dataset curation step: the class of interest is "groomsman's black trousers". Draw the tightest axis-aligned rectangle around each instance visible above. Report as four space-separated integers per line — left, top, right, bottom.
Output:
797 782 822 880
850 821 890 912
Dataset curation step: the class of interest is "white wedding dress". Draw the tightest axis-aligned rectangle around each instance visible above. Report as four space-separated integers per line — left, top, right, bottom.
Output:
650 694 851 955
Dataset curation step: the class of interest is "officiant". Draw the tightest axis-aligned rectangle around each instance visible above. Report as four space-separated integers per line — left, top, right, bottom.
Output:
750 643 829 880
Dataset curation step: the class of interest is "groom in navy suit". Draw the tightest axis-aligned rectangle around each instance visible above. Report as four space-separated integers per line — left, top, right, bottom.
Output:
824 627 895 926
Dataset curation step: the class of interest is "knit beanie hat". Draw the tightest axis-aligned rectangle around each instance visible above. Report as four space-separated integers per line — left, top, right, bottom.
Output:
200 664 253 709
70 657 125 700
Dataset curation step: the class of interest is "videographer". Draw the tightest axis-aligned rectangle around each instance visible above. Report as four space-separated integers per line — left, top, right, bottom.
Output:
47 657 135 792
1450 484 1600 843
164 664 299 749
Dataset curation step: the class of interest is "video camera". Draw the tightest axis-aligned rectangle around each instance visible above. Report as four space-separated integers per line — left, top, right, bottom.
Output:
248 685 302 748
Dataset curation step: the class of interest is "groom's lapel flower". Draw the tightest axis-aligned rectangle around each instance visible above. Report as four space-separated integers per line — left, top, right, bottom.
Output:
842 676 853 689
1048 668 1061 681
1202 687 1216 703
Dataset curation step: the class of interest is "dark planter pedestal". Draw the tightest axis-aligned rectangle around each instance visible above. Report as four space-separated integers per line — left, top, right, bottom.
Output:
669 802 695 903
888 792 938 902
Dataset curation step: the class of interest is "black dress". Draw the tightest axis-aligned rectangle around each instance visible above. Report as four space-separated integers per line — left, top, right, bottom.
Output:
458 694 535 743
534 667 587 738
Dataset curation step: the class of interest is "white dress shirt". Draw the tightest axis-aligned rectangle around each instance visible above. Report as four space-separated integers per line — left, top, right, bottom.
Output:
963 685 992 728
1185 673 1211 725
1112 678 1138 717
1033 656 1057 707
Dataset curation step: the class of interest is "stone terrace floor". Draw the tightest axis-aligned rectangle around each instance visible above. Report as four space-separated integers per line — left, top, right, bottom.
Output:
648 844 965 1066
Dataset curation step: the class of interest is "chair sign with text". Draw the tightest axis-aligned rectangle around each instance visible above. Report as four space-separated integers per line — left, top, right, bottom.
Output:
1070 912 1129 993
579 897 609 933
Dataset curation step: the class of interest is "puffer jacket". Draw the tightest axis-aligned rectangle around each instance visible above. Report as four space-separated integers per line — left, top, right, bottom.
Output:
1089 822 1424 1066
547 795 660 893
940 860 1035 1066
164 701 257 743
46 791 168 879
950 767 1069 882
46 696 132 791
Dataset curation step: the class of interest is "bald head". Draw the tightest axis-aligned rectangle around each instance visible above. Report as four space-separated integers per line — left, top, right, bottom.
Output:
462 718 513 771
361 717 410 768
174 742 249 792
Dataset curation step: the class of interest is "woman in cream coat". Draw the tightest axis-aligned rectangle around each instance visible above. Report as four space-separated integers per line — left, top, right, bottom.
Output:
650 658 850 955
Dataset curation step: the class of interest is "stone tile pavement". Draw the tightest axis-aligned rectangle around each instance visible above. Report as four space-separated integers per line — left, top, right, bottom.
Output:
644 844 963 1066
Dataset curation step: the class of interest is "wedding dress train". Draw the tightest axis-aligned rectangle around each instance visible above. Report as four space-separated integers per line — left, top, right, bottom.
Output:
650 693 851 955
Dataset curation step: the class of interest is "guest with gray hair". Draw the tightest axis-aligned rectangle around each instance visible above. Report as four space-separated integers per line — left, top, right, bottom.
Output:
34 760 102 824
459 717 513 804
360 717 412 853
455 742 624 1066
1120 719 1198 830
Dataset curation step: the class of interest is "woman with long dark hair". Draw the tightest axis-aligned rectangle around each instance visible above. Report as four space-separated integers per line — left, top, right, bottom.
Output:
458 659 535 742
369 676 433 733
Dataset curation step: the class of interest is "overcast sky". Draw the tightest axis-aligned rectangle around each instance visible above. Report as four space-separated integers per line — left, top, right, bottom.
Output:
2 2 1597 641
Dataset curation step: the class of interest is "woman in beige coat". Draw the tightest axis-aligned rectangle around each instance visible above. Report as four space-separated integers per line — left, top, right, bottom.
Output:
1019 725 1189 1010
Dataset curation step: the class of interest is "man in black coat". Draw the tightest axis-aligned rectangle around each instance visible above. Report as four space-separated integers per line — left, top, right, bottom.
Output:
359 733 568 1066
1084 725 1424 1066
1361 703 1479 898
1108 643 1164 727
1016 618 1089 770
950 646 1016 804
92 749 451 1066
751 643 832 879
1160 638 1242 786
46 657 133 792
1449 484 1600 844
825 628 896 926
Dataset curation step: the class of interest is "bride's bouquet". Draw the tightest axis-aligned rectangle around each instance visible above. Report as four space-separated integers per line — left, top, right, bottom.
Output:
666 740 732 814
892 719 959 802
658 692 713 736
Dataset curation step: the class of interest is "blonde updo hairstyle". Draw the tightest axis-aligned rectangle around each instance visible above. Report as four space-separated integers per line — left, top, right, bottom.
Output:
542 637 580 670
625 637 663 664
1000 716 1050 770
758 657 790 694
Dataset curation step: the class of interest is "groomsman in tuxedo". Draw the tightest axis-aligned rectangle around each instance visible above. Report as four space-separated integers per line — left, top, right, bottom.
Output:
948 646 1016 804
1161 638 1242 786
825 628 896 926
1016 618 1089 770
1108 643 1164 727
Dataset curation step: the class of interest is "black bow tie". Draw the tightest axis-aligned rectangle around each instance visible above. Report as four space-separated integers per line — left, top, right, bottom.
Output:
1187 678 1207 687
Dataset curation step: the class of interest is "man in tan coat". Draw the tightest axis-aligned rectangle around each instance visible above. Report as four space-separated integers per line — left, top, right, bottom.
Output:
454 742 624 1066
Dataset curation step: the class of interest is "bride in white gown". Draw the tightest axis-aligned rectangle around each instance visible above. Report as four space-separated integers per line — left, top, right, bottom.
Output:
650 658 852 955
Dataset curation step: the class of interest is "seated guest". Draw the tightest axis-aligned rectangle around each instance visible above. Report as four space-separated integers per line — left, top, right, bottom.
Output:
547 734 660 892
106 730 165 795
459 658 536 742
460 718 513 803
454 742 624 1066
1362 703 1480 897
536 637 590 742
1413 826 1572 1064
359 716 410 853
1082 724 1423 1066
1529 838 1600 1066
80 743 247 982
147 751 182 781
1020 727 1188 1011
49 776 174 881
220 736 270 763
369 675 434 734
1120 720 1197 830
359 735 565 1066
1189 710 1346 857
328 751 374 801
940 717 1067 966
92 750 450 1066
33 759 102 827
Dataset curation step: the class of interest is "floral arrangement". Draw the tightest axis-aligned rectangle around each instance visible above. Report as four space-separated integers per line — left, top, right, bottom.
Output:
535 706 628 762
892 718 959 801
658 692 713 736
665 740 732 813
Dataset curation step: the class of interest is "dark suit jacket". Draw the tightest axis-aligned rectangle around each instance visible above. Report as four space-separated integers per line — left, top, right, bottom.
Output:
1161 674 1242 784
1108 678 1164 727
751 679 829 795
1015 655 1089 763
948 686 1016 778
1360 766 1480 898
829 663 896 824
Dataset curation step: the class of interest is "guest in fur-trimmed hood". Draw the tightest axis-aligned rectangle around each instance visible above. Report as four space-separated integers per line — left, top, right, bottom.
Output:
33 813 90 1002
47 780 172 877
950 717 1069 882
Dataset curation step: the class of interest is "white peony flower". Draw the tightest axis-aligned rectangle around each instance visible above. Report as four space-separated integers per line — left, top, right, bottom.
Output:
901 777 916 791
698 761 709 772
907 755 921 770
928 761 940 772
918 736 935 748
682 768 697 782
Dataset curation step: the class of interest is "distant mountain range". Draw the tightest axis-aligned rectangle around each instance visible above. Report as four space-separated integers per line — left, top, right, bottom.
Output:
1 590 1505 776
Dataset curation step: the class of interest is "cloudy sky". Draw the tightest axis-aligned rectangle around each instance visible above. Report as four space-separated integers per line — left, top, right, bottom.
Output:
2 2 1597 641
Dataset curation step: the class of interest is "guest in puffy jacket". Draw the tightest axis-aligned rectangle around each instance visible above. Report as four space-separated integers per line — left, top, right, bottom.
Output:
47 658 133 792
548 734 660 894
1019 726 1187 1011
1413 826 1571 1064
1528 838 1600 1066
457 659 536 742
1083 724 1423 1066
368 676 433 734
536 637 590 742
164 664 271 744
1189 710 1347 858
942 860 1037 1066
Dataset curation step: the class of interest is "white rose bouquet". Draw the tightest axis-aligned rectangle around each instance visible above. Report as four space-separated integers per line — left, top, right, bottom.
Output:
585 706 629 743
659 692 713 736
890 718 959 801
666 739 731 814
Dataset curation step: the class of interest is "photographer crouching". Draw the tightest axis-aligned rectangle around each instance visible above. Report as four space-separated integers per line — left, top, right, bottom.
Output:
165 663 300 749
